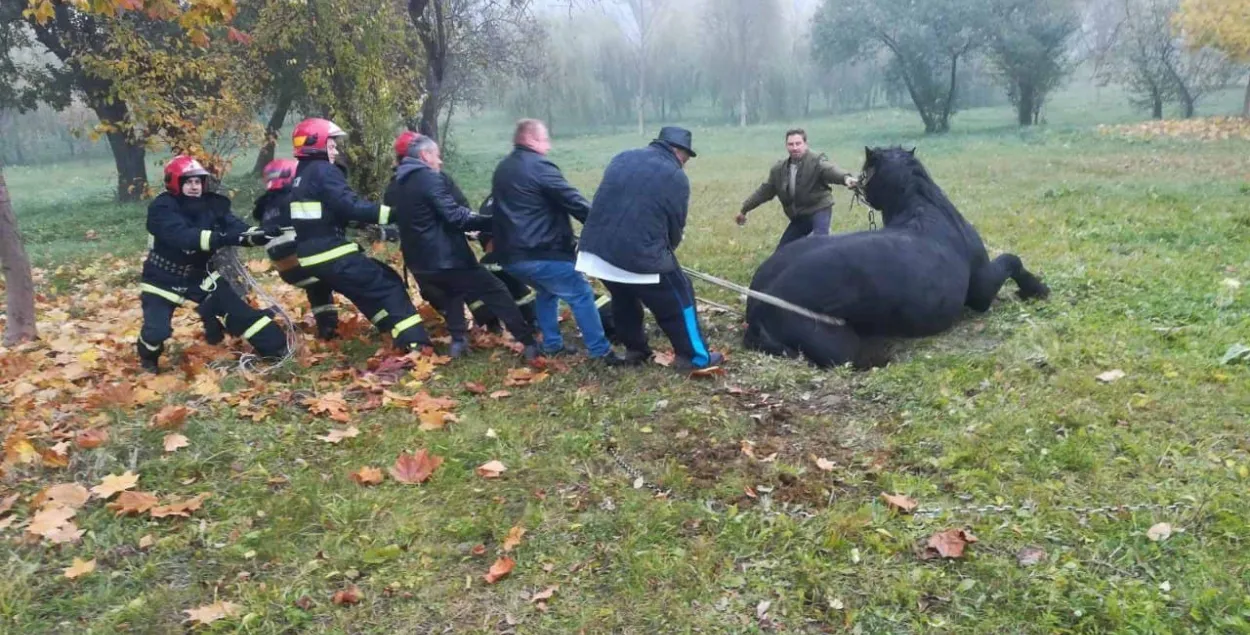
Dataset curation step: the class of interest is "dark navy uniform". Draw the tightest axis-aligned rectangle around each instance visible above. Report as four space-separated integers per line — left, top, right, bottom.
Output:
252 187 339 340
288 158 431 350
138 192 287 371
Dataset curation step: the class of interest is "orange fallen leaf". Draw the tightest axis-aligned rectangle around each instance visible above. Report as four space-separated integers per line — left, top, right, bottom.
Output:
304 392 352 423
163 434 190 453
183 601 241 626
530 585 558 603
75 428 110 449
138 534 155 549
814 457 836 472
418 410 457 431
489 390 512 400
463 382 487 395
331 585 363 605
350 466 384 486
106 491 159 516
410 392 458 414
652 351 676 367
389 449 443 484
689 365 727 379
476 460 507 479
91 471 139 499
3 434 39 466
149 492 211 518
318 426 360 444
39 483 90 510
246 259 270 273
483 556 515 584
471 544 487 556
27 506 76 537
151 405 190 430
0 493 17 515
882 492 918 513
46 523 85 544
919 528 978 560
502 525 525 552
504 368 549 387
63 557 96 580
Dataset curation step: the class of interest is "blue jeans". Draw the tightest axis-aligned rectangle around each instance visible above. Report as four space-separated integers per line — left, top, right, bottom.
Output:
504 260 612 357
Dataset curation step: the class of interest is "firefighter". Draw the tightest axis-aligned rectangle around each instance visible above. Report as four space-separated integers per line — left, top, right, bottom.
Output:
286 117 433 352
253 158 339 340
137 155 288 373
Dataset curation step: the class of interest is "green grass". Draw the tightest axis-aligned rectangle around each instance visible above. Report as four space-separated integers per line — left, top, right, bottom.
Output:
4 84 1250 633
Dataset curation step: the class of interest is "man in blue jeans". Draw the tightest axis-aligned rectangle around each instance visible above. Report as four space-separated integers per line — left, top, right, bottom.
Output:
489 118 626 365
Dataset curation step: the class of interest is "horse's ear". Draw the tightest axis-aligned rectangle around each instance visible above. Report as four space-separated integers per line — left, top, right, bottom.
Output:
864 146 874 161
907 147 916 156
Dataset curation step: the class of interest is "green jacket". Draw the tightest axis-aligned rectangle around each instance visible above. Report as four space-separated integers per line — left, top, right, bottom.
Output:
740 150 852 220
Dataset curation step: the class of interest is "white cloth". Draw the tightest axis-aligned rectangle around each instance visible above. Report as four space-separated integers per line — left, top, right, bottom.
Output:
788 162 798 197
575 251 660 285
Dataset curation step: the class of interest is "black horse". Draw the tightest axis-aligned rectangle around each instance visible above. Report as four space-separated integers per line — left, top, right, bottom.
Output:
743 146 1050 368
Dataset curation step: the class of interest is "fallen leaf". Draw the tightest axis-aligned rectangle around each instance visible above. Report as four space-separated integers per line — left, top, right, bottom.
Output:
471 544 487 556
689 365 727 379
410 392 458 413
106 491 159 516
530 585 558 603
463 382 487 394
46 522 85 544
319 426 360 444
183 601 241 626
351 466 384 486
63 557 95 579
295 596 314 610
331 585 363 605
882 492 918 513
149 492 211 518
91 471 139 499
40 483 90 510
1147 522 1173 542
476 460 507 479
502 526 526 552
27 506 76 537
489 390 512 399
163 433 190 453
0 493 17 515
3 434 39 465
504 368 549 387
814 457 836 472
418 410 456 431
138 534 155 549
919 528 978 560
1016 546 1046 567
151 405 190 430
1096 369 1126 383
389 449 443 484
246 259 270 273
483 556 515 584
75 428 110 449
757 599 772 620
304 392 352 423
653 351 676 367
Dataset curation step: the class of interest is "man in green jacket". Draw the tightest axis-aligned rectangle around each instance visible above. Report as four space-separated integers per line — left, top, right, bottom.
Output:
736 129 858 251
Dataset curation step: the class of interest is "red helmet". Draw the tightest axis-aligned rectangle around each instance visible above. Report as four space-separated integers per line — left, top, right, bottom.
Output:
163 155 211 195
393 130 420 159
262 158 298 191
293 117 346 158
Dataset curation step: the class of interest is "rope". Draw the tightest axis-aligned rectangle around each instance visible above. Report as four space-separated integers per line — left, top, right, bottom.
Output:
210 246 302 375
681 266 846 327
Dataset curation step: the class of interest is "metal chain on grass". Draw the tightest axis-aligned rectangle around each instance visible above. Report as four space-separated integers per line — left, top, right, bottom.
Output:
600 419 674 499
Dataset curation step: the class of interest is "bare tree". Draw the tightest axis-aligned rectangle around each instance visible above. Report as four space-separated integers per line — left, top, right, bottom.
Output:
614 0 670 135
703 0 782 127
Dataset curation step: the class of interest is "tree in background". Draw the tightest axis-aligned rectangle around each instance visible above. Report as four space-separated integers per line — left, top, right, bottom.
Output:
237 0 315 174
1175 0 1250 116
703 0 782 127
812 0 987 133
988 0 1081 125
615 0 671 135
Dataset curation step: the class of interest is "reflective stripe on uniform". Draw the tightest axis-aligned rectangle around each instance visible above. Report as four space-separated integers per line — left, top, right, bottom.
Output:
370 309 389 324
199 230 213 252
311 304 336 315
243 315 273 340
138 337 162 352
482 263 502 272
147 233 156 249
517 291 537 306
378 205 392 225
140 283 185 305
200 271 221 292
298 243 359 267
290 201 323 220
595 295 611 309
469 300 485 311
293 276 322 288
391 314 424 338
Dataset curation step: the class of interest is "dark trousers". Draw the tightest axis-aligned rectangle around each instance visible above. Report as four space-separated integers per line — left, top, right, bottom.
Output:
415 267 536 345
276 266 338 335
776 207 832 251
139 275 287 358
602 269 711 367
471 266 538 332
303 252 430 349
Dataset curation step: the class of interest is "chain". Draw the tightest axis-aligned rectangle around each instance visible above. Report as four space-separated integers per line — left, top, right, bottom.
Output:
600 419 674 499
848 184 878 232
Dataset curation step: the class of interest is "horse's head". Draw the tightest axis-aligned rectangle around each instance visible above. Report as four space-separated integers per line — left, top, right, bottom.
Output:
859 146 923 213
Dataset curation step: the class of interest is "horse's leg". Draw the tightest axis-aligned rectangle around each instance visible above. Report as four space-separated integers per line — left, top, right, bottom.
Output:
781 314 861 368
966 254 1049 312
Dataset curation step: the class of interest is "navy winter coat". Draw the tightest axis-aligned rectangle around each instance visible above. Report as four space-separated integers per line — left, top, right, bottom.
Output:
142 192 255 293
289 158 391 261
579 141 690 274
489 145 591 264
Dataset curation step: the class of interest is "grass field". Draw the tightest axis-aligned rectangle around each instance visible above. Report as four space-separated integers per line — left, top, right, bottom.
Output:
3 81 1250 633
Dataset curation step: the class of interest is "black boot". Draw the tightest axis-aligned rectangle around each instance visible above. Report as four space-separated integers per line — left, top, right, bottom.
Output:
314 311 339 341
448 337 470 359
200 309 226 345
137 338 164 374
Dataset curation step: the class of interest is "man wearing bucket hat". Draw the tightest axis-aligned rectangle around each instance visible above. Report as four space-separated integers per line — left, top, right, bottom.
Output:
576 126 724 371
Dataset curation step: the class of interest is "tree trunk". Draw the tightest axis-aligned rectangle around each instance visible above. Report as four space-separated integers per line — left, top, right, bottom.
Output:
0 163 37 345
1016 83 1036 127
1152 91 1164 119
936 53 959 134
251 88 295 175
1243 74 1250 118
738 86 747 128
88 98 147 201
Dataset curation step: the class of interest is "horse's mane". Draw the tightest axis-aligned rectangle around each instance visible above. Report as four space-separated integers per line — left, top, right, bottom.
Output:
864 146 965 228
